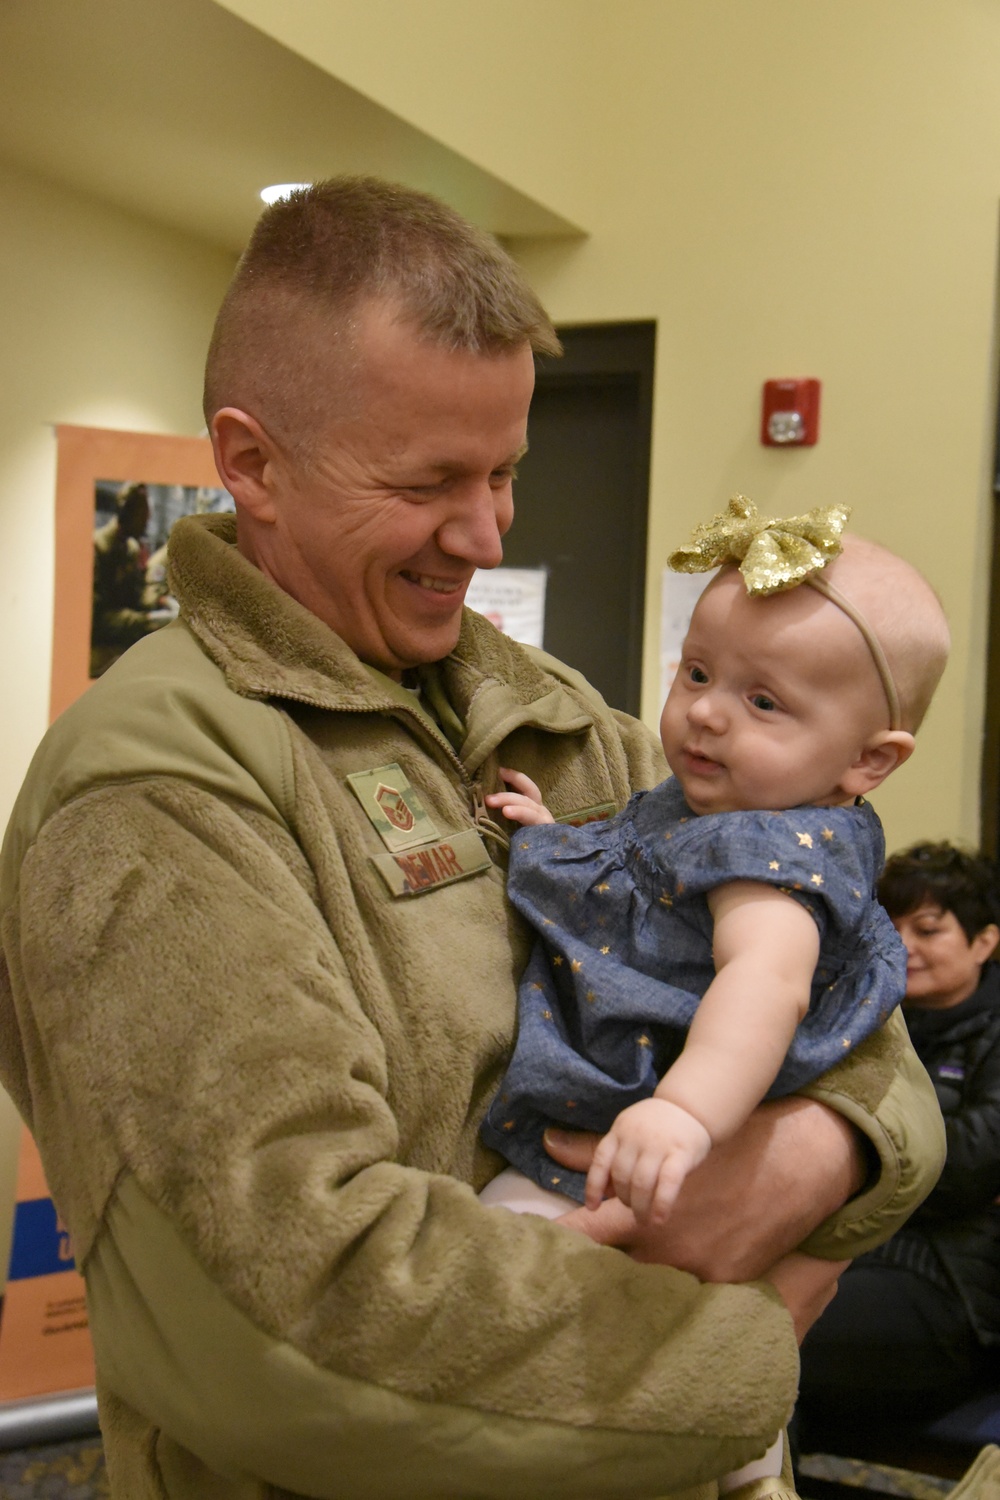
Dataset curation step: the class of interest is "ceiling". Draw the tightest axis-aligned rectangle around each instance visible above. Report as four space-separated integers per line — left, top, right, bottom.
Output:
0 0 582 255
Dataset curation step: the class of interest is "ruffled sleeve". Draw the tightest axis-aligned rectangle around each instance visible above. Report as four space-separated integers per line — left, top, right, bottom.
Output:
633 793 884 948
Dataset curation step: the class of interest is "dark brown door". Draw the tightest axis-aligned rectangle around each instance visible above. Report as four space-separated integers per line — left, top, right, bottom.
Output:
502 322 655 717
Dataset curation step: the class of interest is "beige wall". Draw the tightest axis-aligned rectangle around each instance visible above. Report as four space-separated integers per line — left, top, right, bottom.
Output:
0 156 234 1274
214 0 606 232
224 0 1000 856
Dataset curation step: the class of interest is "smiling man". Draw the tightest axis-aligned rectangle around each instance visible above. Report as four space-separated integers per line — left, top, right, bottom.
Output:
213 296 534 672
0 179 945 1500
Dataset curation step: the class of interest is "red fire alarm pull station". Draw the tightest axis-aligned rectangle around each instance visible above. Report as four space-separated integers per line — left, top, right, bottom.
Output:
761 378 821 446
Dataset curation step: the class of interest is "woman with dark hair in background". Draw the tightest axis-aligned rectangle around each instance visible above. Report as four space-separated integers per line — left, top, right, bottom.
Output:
797 841 1000 1451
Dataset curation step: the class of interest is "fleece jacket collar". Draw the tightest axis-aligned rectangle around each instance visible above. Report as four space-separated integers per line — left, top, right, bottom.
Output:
167 514 595 761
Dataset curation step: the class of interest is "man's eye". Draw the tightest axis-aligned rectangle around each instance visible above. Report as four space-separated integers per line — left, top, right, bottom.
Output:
689 666 709 685
751 694 776 711
490 466 517 487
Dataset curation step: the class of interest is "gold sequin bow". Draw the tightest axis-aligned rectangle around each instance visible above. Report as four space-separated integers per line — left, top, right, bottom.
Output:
668 495 851 597
668 494 902 729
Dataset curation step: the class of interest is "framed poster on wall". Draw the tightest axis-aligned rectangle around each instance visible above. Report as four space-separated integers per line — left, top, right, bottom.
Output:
0 1130 94 1405
50 424 224 720
0 425 225 1432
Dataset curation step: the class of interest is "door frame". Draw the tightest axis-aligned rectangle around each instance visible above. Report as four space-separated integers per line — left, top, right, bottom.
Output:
981 470 1000 857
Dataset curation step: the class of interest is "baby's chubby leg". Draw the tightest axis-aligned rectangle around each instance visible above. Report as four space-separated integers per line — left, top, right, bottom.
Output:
479 1165 571 1219
718 1432 788 1496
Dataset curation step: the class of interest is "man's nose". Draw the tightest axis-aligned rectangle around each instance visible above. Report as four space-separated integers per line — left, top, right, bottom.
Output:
437 482 512 569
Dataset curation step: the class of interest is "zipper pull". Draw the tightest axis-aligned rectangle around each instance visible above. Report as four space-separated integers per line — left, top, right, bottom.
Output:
470 779 510 853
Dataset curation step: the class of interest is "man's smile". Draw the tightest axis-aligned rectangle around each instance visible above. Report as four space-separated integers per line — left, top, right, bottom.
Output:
399 570 466 594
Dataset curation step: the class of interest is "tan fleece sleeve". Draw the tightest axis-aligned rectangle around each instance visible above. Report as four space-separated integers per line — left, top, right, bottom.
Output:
6 778 797 1500
798 1010 946 1258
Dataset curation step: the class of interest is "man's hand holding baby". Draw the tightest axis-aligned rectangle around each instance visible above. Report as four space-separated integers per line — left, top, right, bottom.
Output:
584 1097 713 1224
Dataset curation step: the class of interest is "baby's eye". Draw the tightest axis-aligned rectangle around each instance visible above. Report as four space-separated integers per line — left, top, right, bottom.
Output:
689 666 709 685
751 693 777 712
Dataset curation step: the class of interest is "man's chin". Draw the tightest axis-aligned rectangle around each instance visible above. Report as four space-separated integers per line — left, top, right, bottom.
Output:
388 621 465 674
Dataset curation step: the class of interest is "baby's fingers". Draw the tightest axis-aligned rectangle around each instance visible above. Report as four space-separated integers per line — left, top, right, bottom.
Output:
618 1147 667 1222
647 1158 689 1225
584 1134 620 1210
499 768 544 803
484 790 526 813
484 792 547 826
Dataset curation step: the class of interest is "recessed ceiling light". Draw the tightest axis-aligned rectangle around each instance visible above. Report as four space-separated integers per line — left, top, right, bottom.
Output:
259 183 311 205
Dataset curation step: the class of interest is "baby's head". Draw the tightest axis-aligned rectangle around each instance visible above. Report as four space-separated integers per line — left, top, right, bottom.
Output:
661 533 949 816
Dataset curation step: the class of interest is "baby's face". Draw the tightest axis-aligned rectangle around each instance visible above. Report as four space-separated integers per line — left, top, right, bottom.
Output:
660 570 887 816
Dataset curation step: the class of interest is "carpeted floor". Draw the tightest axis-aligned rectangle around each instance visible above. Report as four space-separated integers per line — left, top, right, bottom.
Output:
0 1439 979 1500
0 1436 108 1498
801 1451 955 1497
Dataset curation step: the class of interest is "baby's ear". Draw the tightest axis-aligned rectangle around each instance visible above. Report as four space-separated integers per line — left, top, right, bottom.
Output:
840 730 916 797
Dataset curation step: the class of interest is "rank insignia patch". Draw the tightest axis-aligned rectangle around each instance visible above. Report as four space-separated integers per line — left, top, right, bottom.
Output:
347 764 440 852
375 783 414 833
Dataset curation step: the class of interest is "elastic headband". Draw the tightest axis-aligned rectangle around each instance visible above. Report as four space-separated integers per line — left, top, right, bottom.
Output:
668 494 902 731
805 574 901 731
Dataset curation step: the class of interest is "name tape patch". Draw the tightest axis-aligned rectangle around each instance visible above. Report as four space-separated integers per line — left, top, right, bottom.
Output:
372 830 492 897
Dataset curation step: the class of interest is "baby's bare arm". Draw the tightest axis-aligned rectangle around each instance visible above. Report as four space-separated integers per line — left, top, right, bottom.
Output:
585 884 819 1223
659 882 819 1139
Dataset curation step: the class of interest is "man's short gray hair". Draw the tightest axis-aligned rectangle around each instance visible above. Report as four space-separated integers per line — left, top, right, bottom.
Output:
203 176 561 435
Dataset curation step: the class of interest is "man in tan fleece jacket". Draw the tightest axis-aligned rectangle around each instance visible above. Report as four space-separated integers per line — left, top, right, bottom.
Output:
0 178 945 1500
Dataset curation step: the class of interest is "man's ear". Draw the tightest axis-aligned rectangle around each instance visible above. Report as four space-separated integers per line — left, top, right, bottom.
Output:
839 730 916 798
210 408 279 524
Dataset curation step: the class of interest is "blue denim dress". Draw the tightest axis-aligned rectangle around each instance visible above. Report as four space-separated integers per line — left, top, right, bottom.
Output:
481 777 906 1202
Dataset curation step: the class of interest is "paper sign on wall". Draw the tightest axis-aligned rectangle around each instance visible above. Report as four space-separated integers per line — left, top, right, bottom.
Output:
0 1128 95 1400
466 567 547 649
659 567 716 705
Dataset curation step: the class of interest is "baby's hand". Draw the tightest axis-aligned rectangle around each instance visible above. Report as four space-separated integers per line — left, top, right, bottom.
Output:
484 768 555 826
585 1098 713 1224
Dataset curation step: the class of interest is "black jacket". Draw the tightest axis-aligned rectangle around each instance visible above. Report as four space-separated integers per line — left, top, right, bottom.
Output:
868 963 1000 1345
